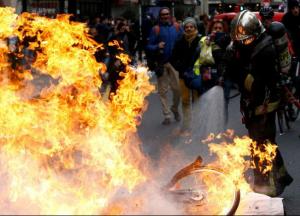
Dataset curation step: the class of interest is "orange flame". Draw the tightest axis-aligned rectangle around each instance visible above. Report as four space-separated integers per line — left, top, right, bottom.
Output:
197 130 278 214
0 7 279 215
108 40 124 51
251 140 277 175
0 8 154 214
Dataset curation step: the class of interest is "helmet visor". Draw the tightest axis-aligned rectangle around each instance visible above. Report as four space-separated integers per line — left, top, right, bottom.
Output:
231 10 265 45
240 36 255 45
235 25 255 45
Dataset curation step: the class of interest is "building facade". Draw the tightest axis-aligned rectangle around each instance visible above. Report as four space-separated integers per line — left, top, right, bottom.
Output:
5 0 203 19
2 0 286 17
5 0 111 17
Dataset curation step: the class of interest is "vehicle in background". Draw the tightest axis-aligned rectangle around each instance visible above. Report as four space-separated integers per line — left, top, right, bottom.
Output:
214 11 284 23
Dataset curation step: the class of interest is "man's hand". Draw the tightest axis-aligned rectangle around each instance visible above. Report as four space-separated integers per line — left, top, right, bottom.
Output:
158 42 165 49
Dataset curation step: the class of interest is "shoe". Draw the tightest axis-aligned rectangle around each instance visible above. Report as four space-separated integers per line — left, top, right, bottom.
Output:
162 118 171 125
253 176 293 197
276 174 294 196
171 109 181 122
253 184 277 197
288 108 297 121
278 174 294 186
179 128 192 137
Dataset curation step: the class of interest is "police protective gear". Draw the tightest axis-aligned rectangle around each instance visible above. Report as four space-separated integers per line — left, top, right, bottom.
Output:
259 6 274 19
231 10 265 45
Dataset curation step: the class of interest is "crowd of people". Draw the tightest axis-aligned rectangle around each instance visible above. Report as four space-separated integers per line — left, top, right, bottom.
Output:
84 0 300 198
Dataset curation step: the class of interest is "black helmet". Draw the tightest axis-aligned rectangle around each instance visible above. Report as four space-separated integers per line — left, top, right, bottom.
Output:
231 10 265 45
259 6 274 19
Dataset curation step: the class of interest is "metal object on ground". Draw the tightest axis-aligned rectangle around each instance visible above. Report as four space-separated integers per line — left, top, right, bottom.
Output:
164 156 241 215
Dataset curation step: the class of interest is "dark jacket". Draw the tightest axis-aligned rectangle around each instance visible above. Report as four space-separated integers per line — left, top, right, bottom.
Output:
226 32 281 118
211 33 231 78
170 35 201 79
282 12 300 57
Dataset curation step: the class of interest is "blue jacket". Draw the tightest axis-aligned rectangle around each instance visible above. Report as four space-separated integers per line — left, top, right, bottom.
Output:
146 22 183 63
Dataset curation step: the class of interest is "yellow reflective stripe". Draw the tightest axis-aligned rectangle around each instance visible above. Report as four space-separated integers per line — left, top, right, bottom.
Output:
244 74 254 92
255 101 280 115
193 36 207 76
200 36 207 43
194 59 201 75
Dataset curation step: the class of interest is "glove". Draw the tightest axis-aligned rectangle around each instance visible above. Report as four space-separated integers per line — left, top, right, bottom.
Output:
217 76 224 86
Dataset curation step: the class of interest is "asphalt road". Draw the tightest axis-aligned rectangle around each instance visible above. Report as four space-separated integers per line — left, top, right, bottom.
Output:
137 78 300 215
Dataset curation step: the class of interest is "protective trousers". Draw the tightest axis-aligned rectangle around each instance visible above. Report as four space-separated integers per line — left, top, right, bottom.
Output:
246 112 293 196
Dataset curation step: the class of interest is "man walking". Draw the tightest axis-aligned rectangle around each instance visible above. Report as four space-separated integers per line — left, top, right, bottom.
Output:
147 7 182 125
282 0 300 57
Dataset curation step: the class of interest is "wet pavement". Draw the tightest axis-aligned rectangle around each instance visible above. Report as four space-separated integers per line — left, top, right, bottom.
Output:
137 78 300 215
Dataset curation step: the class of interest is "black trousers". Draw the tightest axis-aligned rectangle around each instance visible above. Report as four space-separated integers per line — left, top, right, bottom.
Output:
245 112 292 187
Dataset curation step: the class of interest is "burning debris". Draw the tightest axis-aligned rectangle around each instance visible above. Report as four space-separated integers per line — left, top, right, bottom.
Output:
202 129 277 192
0 7 279 215
160 130 278 215
0 7 154 214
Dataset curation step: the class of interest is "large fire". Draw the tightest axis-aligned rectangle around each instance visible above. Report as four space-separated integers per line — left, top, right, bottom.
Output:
0 7 153 214
0 7 278 215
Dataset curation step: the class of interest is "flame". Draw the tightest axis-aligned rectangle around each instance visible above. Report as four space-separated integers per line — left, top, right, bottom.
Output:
0 7 154 214
0 7 279 215
185 130 278 215
108 40 124 51
251 140 277 175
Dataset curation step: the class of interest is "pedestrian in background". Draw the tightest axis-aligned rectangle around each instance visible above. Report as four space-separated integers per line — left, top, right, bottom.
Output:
146 7 183 125
197 14 210 37
282 0 300 57
170 17 201 135
207 19 231 124
281 0 300 120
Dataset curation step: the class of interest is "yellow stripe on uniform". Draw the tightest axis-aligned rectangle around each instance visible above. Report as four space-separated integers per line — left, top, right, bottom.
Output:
244 73 254 92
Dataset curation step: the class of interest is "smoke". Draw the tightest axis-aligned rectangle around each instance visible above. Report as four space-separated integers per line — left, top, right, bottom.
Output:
0 152 44 214
137 86 229 212
137 86 238 215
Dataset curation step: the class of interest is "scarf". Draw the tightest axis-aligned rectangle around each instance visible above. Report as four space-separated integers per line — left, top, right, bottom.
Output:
184 29 198 46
